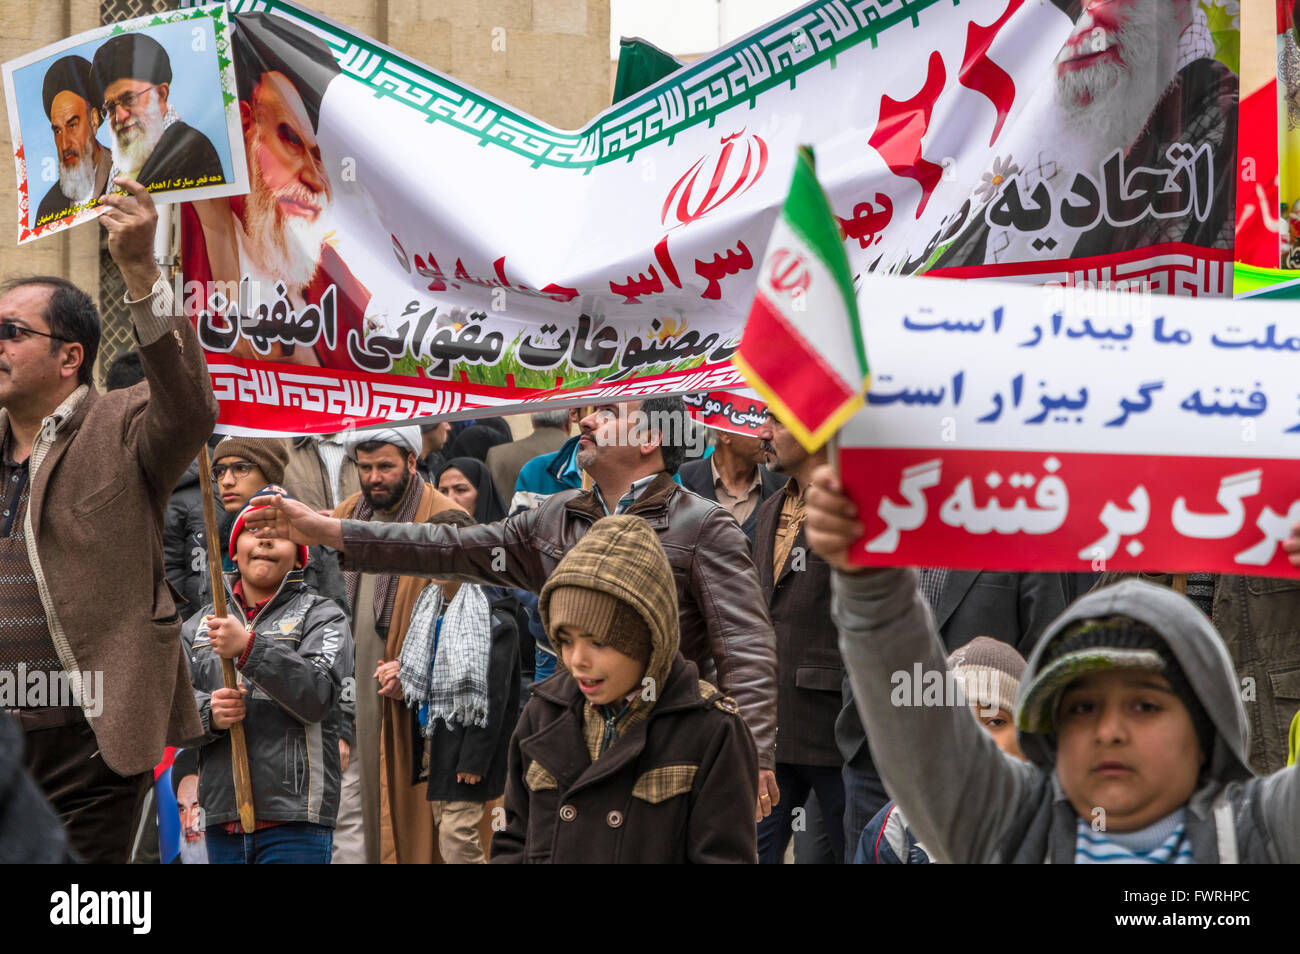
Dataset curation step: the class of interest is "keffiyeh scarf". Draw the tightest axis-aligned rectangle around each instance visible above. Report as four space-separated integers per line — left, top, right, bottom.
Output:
398 582 492 733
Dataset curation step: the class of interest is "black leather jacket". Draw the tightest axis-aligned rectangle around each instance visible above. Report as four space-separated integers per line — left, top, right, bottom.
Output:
181 570 354 828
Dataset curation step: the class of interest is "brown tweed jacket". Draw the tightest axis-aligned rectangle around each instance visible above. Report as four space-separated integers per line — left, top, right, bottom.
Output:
2 282 218 776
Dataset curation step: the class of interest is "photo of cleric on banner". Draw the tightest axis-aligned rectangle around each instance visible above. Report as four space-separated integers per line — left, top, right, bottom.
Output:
2 2 248 243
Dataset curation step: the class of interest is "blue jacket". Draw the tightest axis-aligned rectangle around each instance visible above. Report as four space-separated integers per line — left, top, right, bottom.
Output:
514 435 583 498
855 801 931 864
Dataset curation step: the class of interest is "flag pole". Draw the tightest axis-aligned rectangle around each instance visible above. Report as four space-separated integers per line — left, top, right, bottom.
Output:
197 444 256 832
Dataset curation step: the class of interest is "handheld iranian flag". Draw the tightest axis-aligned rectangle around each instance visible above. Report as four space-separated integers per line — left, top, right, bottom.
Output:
733 147 869 452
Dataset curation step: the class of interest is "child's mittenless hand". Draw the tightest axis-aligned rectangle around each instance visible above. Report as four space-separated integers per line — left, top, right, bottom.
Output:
456 772 481 785
205 615 251 659
210 686 249 729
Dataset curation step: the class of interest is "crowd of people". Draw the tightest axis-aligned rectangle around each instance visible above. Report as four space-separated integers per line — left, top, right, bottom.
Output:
2 182 1300 866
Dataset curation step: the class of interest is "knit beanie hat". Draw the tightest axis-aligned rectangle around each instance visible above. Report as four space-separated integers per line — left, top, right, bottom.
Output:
229 484 308 570
1018 617 1215 756
547 586 653 665
947 637 1026 715
212 436 289 485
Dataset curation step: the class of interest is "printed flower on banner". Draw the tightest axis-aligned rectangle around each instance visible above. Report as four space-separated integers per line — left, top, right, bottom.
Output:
655 316 687 343
973 155 1019 205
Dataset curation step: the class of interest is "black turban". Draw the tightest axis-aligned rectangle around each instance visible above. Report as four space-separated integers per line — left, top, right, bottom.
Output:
232 12 342 134
41 55 96 118
90 33 172 109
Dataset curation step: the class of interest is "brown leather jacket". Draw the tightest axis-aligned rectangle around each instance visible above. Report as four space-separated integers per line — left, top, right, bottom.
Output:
338 471 778 768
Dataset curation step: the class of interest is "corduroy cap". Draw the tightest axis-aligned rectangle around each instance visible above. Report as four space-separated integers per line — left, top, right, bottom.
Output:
212 436 288 485
547 586 652 665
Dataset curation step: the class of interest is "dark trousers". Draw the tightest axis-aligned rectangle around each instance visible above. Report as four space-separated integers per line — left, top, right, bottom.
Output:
842 759 891 856
20 710 150 864
206 822 334 864
756 763 846 864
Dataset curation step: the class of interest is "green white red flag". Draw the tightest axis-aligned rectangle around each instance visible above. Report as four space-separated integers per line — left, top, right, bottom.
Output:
734 147 869 452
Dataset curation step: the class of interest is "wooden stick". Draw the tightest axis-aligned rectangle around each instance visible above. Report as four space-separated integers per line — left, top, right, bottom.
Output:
197 444 256 833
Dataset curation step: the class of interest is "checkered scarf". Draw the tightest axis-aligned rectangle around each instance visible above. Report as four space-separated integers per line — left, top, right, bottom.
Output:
398 582 492 732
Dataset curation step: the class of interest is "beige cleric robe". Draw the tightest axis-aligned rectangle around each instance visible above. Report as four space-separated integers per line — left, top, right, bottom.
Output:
336 480 463 863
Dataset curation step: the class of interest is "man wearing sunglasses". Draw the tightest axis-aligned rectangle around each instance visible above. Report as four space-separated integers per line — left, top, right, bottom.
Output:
0 177 218 862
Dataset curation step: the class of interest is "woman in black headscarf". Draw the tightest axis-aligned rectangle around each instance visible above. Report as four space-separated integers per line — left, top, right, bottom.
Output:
435 457 507 524
444 422 512 464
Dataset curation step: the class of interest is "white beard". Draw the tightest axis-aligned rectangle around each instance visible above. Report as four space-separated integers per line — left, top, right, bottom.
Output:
109 96 166 179
178 835 208 864
238 124 332 292
1053 9 1178 156
57 141 97 202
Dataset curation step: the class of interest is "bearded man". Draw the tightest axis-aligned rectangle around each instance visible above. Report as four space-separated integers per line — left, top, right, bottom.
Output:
34 56 111 228
181 12 370 370
90 32 223 194
331 427 461 864
934 0 1235 269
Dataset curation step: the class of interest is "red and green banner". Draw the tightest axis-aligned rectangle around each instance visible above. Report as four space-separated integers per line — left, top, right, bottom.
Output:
735 148 868 451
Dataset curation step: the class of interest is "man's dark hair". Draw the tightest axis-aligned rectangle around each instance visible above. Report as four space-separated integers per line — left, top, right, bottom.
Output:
428 507 476 529
530 409 570 430
1 276 99 387
105 351 143 391
639 395 687 474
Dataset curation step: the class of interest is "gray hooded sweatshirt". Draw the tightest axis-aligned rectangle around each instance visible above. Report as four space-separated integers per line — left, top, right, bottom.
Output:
833 568 1300 863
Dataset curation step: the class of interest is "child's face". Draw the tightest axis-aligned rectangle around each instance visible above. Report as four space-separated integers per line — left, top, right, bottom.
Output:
234 529 297 591
555 625 647 706
976 706 1023 760
1055 669 1204 833
214 456 268 514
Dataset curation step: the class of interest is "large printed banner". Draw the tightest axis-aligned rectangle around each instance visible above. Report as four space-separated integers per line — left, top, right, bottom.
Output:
682 389 768 436
182 0 1239 433
840 275 1300 577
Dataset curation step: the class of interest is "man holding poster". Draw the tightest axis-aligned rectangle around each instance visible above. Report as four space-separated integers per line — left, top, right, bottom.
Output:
0 179 217 862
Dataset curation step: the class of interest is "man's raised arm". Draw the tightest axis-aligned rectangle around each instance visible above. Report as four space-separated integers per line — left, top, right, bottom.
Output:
101 177 219 493
247 492 550 593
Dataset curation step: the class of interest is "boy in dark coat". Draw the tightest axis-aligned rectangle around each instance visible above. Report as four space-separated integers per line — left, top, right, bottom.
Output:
403 508 521 863
492 515 758 863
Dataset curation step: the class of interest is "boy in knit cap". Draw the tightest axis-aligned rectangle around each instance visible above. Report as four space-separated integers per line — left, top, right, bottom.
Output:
180 491 354 863
856 637 1026 863
205 437 346 611
805 465 1300 863
492 515 759 863
212 436 289 517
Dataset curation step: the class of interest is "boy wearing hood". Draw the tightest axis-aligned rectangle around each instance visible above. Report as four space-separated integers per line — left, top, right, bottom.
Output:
180 491 354 863
805 465 1300 863
492 515 758 863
